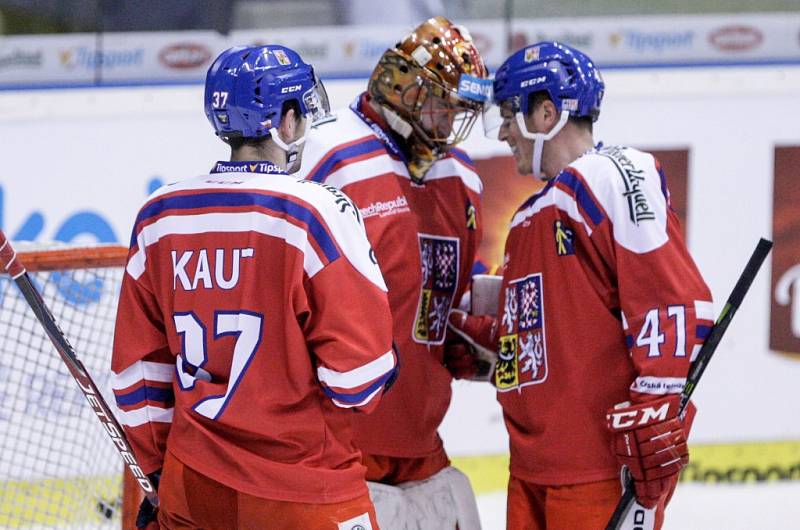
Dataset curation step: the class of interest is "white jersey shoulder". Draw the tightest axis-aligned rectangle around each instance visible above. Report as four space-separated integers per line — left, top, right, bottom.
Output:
132 172 387 291
570 146 669 253
289 177 388 291
427 150 483 195
297 105 411 188
295 105 390 183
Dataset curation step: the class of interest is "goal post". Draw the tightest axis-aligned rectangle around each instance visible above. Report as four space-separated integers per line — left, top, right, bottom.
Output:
0 241 141 530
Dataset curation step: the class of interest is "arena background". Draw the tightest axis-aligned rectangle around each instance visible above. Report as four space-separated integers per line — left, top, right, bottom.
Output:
0 3 799 529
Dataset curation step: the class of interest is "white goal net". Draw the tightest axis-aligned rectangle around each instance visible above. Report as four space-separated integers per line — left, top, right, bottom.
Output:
0 243 135 529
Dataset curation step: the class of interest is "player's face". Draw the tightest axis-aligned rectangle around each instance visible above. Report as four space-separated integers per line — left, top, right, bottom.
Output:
498 101 534 175
419 95 456 140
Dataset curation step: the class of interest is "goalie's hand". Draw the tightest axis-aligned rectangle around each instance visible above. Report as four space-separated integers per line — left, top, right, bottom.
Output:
445 309 499 381
135 471 161 529
606 395 696 509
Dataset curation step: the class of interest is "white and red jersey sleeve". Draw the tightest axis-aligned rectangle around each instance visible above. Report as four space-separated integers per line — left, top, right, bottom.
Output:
109 264 174 474
568 146 714 404
299 181 397 413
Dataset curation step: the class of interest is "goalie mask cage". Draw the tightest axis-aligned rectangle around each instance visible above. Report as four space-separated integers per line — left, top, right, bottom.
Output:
0 242 140 530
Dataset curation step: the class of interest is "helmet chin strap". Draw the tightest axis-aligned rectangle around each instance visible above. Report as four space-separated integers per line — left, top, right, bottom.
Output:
269 120 309 173
515 110 569 180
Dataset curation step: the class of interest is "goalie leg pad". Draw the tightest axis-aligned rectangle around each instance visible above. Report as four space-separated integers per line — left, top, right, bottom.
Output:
367 466 482 530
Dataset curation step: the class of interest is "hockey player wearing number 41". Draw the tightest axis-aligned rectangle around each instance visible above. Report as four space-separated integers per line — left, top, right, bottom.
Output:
111 45 397 530
448 42 714 530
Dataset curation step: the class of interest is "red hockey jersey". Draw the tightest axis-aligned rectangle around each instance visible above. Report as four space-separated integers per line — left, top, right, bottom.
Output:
296 95 483 457
111 161 396 504
496 145 713 485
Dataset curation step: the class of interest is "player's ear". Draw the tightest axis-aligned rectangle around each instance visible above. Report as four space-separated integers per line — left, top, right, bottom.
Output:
278 106 297 143
541 98 558 129
280 105 307 144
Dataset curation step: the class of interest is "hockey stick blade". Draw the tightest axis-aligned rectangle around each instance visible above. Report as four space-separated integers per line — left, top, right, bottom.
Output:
0 231 159 506
605 237 772 530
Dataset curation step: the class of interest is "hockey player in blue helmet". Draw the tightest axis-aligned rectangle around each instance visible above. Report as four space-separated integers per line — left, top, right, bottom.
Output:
450 42 711 529
121 44 395 530
487 40 604 180
204 44 333 173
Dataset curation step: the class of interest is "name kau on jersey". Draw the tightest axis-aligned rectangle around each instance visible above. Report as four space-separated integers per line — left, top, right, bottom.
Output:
171 247 254 290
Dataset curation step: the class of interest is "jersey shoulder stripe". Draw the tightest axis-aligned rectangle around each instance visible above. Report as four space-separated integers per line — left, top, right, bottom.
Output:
131 189 341 264
555 169 606 226
449 147 476 171
127 211 331 281
510 174 602 236
307 136 386 183
324 153 409 190
301 106 483 195
128 175 387 291
299 106 381 179
300 106 401 186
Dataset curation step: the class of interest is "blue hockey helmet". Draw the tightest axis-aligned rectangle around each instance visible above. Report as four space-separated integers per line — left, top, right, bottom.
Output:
492 41 604 121
204 45 332 140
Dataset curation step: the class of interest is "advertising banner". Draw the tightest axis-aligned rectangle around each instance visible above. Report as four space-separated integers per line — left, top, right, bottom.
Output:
2 12 800 88
771 147 800 357
0 31 227 88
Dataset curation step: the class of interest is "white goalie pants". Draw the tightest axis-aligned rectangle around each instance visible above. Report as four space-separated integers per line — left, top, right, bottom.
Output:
367 466 482 530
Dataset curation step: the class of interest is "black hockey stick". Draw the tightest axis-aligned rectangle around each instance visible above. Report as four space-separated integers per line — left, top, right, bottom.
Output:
0 230 159 506
605 237 773 530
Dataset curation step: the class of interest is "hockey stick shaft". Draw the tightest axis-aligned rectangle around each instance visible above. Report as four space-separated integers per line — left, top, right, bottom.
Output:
0 231 159 506
605 237 772 530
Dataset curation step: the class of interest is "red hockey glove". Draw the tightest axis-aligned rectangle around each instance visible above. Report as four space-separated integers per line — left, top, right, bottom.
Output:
445 309 499 381
606 395 697 509
443 338 479 380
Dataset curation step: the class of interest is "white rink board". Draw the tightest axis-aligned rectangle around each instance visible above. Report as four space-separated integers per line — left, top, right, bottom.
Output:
1 67 799 472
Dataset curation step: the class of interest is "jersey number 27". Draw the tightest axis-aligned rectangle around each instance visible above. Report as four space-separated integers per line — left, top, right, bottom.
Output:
173 311 263 420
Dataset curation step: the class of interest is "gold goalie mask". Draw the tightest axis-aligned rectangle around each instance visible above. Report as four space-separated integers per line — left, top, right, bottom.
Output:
368 16 490 181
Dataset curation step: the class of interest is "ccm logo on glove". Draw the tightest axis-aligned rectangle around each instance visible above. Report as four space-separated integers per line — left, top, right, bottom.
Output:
608 401 672 429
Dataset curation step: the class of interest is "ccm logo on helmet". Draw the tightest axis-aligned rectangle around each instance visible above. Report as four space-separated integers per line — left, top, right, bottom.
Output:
608 402 670 429
281 85 302 94
520 76 546 88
